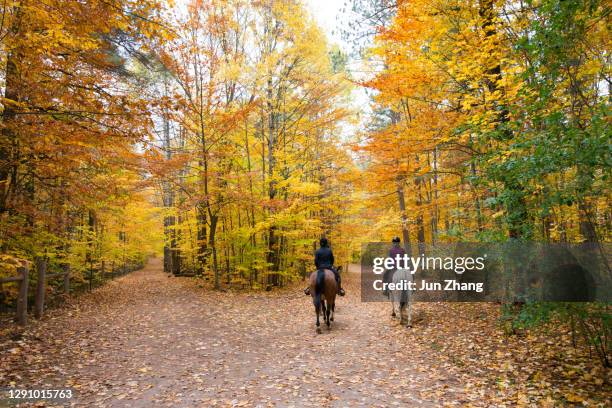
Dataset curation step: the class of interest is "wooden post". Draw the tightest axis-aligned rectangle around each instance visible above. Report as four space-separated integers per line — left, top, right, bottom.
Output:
34 257 47 319
63 264 70 294
16 265 29 326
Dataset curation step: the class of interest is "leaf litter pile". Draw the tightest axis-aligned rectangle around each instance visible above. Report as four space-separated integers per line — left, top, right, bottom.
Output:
1 259 609 407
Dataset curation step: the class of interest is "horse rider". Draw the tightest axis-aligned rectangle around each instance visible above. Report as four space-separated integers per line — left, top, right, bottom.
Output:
304 237 345 296
384 236 406 297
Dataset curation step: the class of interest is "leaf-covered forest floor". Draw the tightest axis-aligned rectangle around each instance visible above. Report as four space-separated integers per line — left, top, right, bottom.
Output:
1 259 609 407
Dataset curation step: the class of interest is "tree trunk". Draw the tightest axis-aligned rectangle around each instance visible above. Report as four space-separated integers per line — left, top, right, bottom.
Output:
578 200 598 243
396 179 412 256
0 4 24 214
266 73 279 286
431 147 439 244
210 214 219 289
161 104 177 274
479 0 529 239
196 204 207 273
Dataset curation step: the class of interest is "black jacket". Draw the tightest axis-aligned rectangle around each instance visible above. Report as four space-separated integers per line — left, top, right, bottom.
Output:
315 246 334 269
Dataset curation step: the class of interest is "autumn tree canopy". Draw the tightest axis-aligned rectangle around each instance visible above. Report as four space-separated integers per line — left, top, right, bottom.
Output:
353 0 610 247
0 0 608 288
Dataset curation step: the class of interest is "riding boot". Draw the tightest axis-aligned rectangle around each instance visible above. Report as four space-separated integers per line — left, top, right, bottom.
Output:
333 270 345 296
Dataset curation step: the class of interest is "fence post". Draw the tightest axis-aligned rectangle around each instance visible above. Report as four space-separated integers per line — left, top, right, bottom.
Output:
16 265 29 326
63 264 70 294
34 257 47 319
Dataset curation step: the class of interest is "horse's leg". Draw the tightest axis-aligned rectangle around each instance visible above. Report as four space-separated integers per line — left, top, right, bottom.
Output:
326 301 331 328
330 302 335 322
313 294 321 328
399 301 406 325
406 299 412 328
321 299 327 326
390 274 397 318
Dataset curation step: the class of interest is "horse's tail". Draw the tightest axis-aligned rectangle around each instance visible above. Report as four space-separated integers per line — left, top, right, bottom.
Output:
315 269 325 295
313 292 321 311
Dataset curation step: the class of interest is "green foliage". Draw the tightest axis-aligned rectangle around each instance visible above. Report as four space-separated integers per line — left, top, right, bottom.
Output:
472 0 610 241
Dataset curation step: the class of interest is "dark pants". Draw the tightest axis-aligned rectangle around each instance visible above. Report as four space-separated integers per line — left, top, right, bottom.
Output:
332 267 341 289
382 269 394 298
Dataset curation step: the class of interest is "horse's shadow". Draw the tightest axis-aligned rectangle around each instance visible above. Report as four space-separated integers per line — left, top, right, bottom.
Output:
315 319 349 334
309 306 351 334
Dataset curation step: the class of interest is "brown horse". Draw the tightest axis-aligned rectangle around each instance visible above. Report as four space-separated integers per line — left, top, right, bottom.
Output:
309 266 340 332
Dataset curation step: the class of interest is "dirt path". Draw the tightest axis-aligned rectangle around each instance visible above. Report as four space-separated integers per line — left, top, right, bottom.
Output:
2 259 469 407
